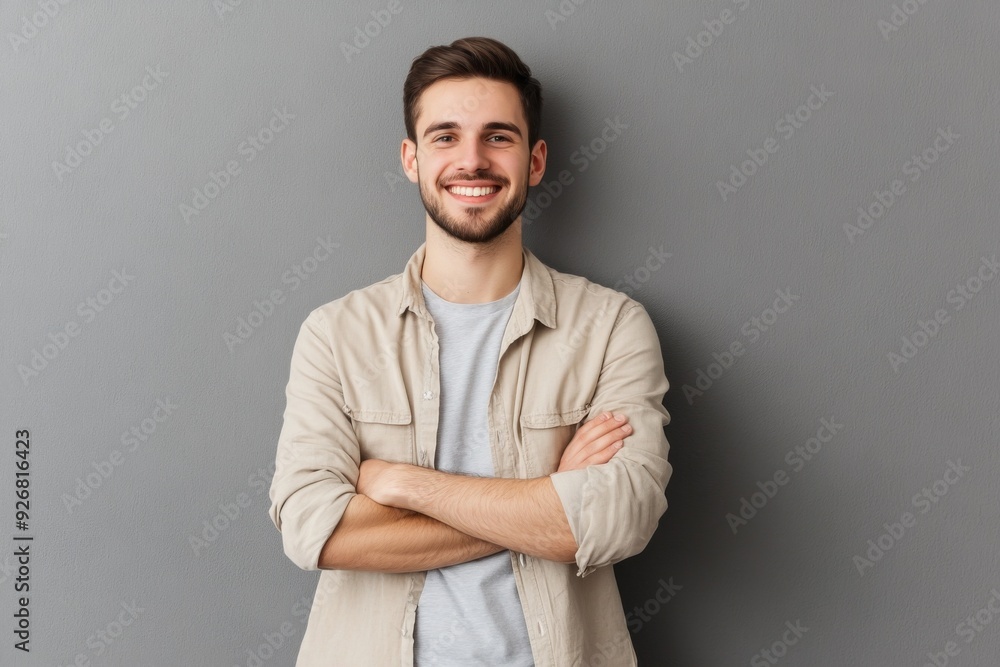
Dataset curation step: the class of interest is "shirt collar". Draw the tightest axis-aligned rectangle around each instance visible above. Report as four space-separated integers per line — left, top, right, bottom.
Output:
396 241 557 329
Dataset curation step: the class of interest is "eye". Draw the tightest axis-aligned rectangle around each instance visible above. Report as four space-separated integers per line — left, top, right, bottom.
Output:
488 135 512 143
433 135 455 143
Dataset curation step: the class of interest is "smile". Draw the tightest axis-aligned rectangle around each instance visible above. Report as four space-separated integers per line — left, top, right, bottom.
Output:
446 185 501 198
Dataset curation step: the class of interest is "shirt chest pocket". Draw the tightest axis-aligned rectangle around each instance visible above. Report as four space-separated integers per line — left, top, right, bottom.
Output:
340 355 415 464
343 406 415 464
518 404 590 477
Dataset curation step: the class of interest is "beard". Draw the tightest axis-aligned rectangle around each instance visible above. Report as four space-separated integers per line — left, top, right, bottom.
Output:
418 171 528 245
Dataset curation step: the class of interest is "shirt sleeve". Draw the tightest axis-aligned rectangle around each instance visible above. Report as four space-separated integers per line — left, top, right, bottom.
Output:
548 302 672 578
268 308 360 571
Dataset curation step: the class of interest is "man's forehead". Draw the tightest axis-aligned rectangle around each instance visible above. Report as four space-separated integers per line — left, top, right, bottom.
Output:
416 77 525 130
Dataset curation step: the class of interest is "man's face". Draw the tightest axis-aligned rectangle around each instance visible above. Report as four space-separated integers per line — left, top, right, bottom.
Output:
402 77 546 245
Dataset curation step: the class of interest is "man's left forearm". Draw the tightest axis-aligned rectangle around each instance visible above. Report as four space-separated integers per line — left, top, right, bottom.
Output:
383 464 577 563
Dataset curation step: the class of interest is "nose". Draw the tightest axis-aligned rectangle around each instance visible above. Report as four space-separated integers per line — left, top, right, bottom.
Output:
452 135 491 173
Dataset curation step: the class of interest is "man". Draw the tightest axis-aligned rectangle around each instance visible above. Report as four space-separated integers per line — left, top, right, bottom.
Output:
268 36 673 666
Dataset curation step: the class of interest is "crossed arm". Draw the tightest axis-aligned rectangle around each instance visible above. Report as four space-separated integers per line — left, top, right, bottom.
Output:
317 412 633 573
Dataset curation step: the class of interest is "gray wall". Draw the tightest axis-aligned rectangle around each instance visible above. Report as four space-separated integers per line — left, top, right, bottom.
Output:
3 2 998 665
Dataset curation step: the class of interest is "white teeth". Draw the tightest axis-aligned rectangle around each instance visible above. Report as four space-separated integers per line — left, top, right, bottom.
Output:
448 185 499 197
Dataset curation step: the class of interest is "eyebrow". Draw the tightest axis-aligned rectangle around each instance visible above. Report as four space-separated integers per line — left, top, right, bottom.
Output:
422 121 522 140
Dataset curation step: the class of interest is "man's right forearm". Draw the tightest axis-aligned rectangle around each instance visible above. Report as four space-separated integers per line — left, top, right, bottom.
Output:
317 493 505 572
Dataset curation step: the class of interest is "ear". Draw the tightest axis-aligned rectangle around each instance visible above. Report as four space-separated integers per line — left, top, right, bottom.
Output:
527 138 547 187
401 138 419 183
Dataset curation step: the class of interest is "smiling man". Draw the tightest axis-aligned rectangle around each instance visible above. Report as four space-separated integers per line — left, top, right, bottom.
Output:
268 37 673 667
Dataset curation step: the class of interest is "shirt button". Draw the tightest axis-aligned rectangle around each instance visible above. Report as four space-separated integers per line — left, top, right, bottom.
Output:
519 553 527 567
423 390 433 400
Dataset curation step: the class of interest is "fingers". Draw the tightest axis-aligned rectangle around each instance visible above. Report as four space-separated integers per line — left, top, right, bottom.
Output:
577 421 630 461
580 413 631 452
578 441 623 467
575 411 628 439
573 412 628 444
574 431 628 467
559 412 631 471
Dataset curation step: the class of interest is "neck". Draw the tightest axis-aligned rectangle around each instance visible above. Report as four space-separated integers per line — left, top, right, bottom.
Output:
421 219 524 303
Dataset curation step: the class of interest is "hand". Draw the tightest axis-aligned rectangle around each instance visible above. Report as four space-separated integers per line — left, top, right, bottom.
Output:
356 458 399 506
556 412 631 473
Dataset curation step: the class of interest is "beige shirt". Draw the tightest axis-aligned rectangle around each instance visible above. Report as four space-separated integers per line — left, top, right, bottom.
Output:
268 242 673 666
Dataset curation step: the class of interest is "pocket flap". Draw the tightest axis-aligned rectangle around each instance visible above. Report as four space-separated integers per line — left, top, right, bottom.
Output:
343 405 411 425
520 404 590 429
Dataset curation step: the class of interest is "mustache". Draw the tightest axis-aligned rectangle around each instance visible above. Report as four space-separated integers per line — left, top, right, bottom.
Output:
442 175 509 186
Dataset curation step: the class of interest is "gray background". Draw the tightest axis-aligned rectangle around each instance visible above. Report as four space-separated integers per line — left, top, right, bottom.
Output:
3 1 998 665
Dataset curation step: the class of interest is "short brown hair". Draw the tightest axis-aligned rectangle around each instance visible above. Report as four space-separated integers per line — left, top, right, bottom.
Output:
403 36 543 150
